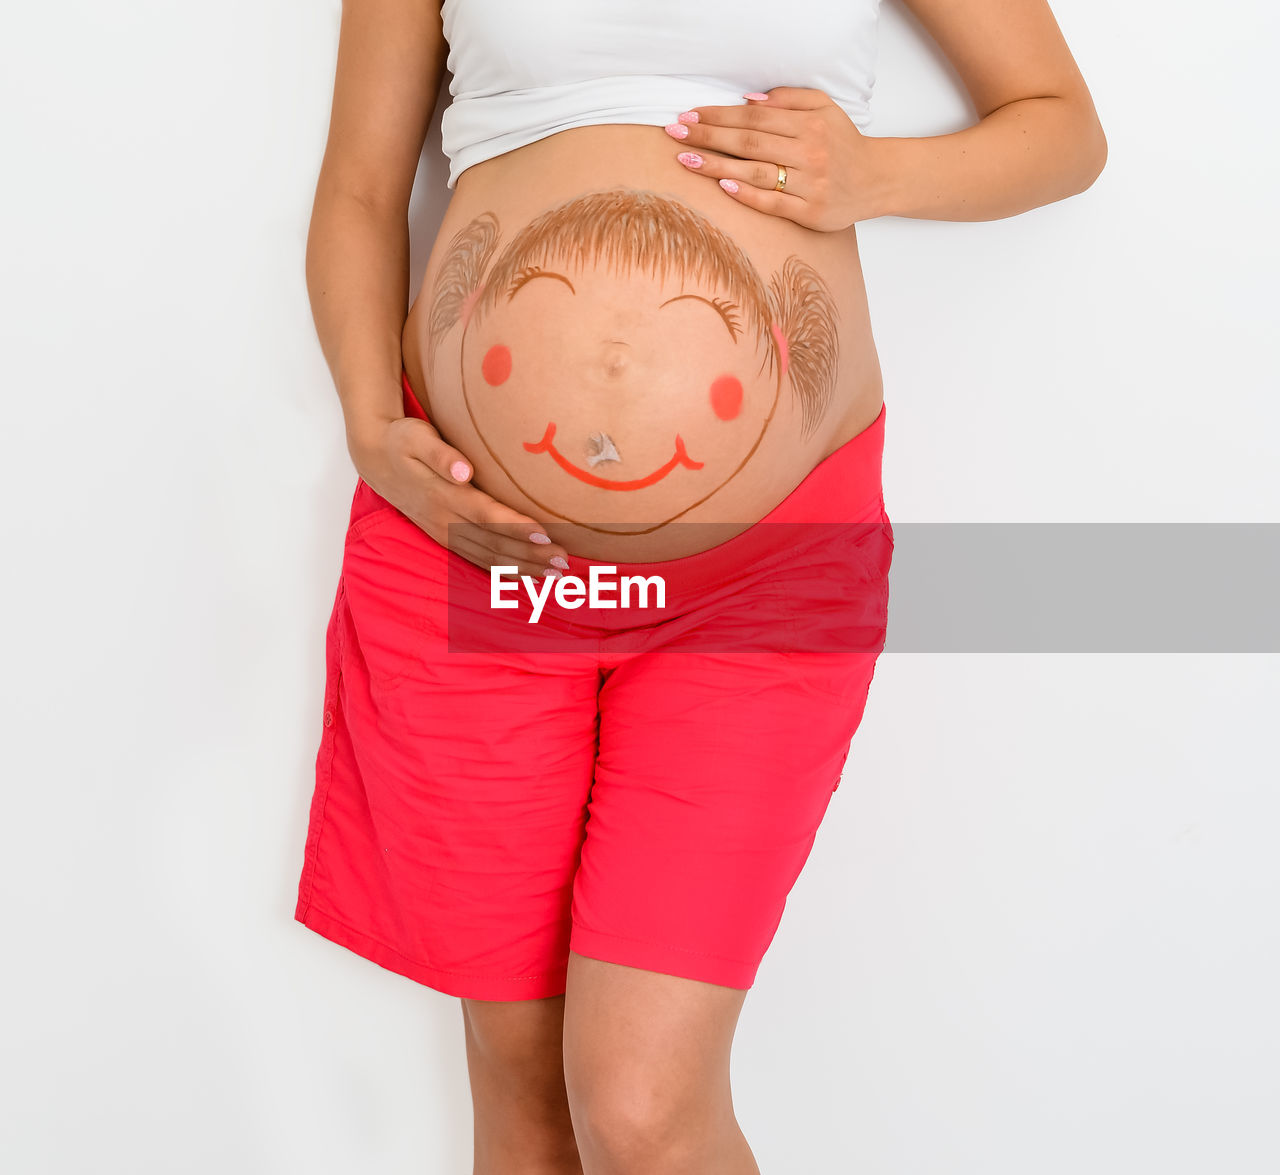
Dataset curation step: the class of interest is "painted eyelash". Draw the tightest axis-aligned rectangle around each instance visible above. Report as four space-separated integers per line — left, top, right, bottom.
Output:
507 265 545 297
709 296 742 340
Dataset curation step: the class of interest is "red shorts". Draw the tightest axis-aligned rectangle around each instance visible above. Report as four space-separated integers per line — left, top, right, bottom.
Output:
293 371 892 998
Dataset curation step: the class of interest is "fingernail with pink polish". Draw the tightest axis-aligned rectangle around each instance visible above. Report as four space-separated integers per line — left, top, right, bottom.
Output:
719 178 739 194
450 461 471 481
677 152 703 168
677 110 699 124
549 555 569 570
743 92 769 101
664 122 689 139
530 532 551 544
542 568 559 579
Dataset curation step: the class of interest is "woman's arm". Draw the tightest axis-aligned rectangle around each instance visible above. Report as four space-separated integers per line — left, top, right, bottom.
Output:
304 0 571 577
305 0 446 451
865 0 1108 221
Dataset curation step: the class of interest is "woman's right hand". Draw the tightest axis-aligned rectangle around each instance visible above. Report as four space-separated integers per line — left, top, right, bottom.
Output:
347 413 571 580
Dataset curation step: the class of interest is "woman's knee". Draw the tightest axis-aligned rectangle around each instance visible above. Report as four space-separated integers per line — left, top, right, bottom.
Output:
561 954 743 1162
568 1076 725 1168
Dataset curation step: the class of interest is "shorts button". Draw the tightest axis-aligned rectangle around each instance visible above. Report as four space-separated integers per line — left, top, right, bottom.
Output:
323 710 334 728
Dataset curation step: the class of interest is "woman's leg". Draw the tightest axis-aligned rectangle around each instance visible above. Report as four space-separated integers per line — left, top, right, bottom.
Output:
557 590 886 1169
561 953 759 1175
462 995 583 1175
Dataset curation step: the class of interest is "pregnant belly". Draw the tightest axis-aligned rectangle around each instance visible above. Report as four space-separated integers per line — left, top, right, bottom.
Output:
402 124 883 563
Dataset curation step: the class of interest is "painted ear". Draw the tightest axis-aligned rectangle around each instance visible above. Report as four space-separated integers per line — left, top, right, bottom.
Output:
427 212 501 359
768 256 839 441
769 322 790 382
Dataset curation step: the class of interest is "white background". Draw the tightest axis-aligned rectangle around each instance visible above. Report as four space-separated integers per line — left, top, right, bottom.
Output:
2 1 1276 1171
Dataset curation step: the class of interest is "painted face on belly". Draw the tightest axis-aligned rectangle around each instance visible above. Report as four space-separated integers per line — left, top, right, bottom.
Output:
460 265 779 531
426 189 840 535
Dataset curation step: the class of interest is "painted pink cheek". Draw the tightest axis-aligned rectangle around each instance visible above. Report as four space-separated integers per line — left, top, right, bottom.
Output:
481 344 512 386
709 374 743 421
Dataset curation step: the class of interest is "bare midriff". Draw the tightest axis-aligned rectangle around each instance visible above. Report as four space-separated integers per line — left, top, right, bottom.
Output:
402 124 883 562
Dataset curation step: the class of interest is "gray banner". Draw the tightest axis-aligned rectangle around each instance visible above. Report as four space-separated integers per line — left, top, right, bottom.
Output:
882 523 1280 652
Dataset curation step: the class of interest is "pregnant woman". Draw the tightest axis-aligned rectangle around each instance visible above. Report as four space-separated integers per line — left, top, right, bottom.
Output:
294 0 1106 1170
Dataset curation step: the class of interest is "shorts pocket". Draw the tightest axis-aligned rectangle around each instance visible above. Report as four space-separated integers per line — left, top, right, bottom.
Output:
296 577 348 919
346 478 405 546
769 515 891 661
844 494 894 585
340 507 450 692
347 503 404 544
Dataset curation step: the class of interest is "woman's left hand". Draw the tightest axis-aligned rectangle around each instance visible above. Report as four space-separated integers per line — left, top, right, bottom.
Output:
665 86 883 231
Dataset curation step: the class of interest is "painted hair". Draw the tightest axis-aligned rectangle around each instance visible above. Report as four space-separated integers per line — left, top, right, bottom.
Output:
429 188 838 439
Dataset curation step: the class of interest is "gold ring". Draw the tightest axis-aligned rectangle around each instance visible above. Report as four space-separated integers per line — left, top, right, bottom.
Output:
774 163 787 192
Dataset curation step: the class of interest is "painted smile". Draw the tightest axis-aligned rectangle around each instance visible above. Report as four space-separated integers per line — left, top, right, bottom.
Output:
524 422 704 490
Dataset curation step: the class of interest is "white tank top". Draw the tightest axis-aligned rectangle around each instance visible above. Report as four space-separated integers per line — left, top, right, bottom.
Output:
439 0 881 190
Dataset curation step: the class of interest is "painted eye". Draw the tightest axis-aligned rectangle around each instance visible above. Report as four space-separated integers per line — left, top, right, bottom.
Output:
709 374 743 421
481 344 512 386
